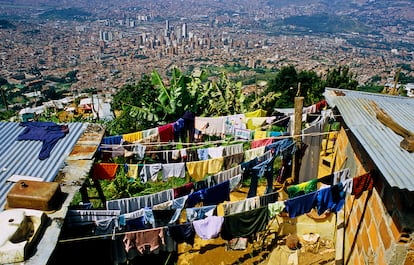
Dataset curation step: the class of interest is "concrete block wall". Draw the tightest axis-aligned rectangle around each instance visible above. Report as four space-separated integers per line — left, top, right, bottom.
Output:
343 187 405 264
334 128 412 265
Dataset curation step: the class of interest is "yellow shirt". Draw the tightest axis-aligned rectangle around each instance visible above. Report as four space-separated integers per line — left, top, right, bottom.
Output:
126 164 139 179
254 130 267 140
207 157 224 175
186 160 209 181
123 131 143 142
244 109 267 117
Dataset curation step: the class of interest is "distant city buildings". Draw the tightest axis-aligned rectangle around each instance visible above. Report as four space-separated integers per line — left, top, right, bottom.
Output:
0 0 412 95
99 30 113 42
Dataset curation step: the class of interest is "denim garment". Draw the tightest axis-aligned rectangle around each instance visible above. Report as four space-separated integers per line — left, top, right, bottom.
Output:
285 191 317 218
186 205 217 222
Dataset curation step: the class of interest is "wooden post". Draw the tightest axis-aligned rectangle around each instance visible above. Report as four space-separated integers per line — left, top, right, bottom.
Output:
291 96 304 183
0 87 8 111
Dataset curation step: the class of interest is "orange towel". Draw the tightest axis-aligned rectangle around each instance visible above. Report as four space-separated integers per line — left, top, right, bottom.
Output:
92 163 119 180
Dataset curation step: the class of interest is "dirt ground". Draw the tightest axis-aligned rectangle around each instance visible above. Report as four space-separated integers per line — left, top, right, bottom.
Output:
176 185 336 265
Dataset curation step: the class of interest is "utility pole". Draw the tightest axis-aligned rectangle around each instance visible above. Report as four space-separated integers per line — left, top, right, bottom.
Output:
0 88 8 111
291 83 303 183
90 88 100 121
0 78 9 111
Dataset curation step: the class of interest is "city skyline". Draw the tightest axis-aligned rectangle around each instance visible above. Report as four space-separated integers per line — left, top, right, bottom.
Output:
0 0 413 94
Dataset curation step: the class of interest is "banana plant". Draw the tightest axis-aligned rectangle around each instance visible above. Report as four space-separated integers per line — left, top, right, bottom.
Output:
151 67 193 121
206 72 246 116
186 68 209 113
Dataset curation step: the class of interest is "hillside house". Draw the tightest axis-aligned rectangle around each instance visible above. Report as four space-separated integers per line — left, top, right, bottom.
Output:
324 88 414 264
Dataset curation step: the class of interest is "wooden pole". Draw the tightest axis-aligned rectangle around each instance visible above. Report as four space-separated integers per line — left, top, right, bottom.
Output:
291 96 304 183
0 87 8 111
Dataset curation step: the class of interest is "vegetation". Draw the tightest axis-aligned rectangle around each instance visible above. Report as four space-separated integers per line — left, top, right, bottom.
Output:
2 62 404 125
0 19 16 29
251 65 355 111
107 65 361 132
399 72 414 84
72 167 188 208
39 8 91 20
65 64 409 206
324 65 358 90
108 67 249 135
282 14 371 34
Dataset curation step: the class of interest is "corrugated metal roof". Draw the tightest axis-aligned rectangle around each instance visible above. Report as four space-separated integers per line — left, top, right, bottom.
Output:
0 122 88 210
324 88 414 191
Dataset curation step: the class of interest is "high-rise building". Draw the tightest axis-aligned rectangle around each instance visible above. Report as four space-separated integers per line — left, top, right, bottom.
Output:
165 20 170 37
99 30 104 41
182 23 188 39
99 30 112 42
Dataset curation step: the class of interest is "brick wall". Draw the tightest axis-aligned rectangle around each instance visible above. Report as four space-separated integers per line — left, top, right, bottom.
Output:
334 128 413 265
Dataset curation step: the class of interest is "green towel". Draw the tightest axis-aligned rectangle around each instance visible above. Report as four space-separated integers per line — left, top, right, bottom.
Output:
287 178 318 198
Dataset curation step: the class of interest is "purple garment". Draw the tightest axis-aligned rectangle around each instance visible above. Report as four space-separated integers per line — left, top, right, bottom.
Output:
203 180 230 206
193 216 224 240
17 122 69 160
285 191 317 218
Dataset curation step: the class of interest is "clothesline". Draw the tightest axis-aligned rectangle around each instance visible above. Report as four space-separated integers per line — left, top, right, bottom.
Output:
99 130 338 153
58 170 372 245
59 225 165 243
100 102 330 150
92 138 290 182
58 213 283 244
100 132 285 148
101 109 290 146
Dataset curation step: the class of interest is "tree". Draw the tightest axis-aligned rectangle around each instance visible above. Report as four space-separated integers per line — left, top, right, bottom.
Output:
249 91 282 112
297 70 324 106
267 65 298 94
399 72 414 84
0 110 14 121
66 70 79 82
108 75 158 135
324 65 358 90
265 65 298 108
44 86 62 100
370 75 381 84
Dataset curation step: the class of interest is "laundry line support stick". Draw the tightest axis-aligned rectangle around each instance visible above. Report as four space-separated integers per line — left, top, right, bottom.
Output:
291 96 304 183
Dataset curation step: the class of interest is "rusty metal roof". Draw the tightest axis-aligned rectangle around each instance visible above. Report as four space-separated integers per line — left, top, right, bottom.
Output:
0 122 89 210
0 121 105 264
324 88 414 191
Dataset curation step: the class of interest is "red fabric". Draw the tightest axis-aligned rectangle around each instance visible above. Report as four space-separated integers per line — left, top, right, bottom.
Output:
251 138 274 149
351 173 374 198
315 100 327 112
158 123 174 143
174 182 195 198
92 163 118 180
